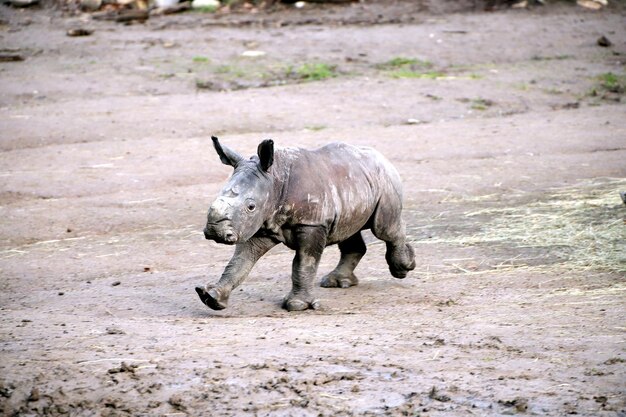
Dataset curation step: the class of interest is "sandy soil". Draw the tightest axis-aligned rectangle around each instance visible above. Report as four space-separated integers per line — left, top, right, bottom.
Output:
1 1 625 416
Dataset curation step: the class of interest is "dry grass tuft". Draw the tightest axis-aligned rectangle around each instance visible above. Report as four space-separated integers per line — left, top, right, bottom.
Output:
419 178 625 273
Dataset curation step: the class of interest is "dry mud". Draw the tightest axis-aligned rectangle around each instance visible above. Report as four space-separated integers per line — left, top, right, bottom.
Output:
1 2 625 416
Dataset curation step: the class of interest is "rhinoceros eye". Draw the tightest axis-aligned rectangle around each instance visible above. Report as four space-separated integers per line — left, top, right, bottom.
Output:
246 199 256 212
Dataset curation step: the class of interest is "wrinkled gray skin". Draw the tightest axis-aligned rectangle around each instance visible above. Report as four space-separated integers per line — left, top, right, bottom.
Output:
196 136 416 312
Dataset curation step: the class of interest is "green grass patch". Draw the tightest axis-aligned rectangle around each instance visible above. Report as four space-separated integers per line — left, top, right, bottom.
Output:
588 72 626 100
305 125 327 131
195 60 341 91
295 63 337 81
192 5 218 12
378 57 444 79
214 65 247 78
597 72 626 93
192 56 210 63
390 70 445 79
378 57 433 69
376 56 433 70
531 54 573 61
387 57 420 67
544 87 564 95
470 98 495 111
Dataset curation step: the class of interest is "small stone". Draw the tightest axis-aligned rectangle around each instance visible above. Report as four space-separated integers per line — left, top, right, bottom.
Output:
80 0 101 11
0 383 15 398
67 28 94 37
169 394 186 410
594 396 608 405
500 397 529 412
515 397 529 412
111 281 121 286
28 387 39 402
106 326 125 335
429 386 450 402
597 35 612 47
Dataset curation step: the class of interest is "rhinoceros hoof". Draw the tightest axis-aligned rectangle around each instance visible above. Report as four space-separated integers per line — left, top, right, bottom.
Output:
283 296 320 312
390 268 409 279
195 286 227 310
320 272 358 288
388 243 416 279
389 262 415 278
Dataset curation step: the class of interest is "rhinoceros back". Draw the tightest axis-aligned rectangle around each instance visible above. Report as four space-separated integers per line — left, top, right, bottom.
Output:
273 143 402 244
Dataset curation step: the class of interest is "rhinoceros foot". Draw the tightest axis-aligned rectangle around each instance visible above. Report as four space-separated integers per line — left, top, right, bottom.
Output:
387 243 416 279
282 295 320 312
320 271 359 288
195 286 228 310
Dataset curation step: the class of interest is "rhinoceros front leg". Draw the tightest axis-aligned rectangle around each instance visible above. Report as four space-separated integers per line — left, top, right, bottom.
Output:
320 232 366 288
283 226 327 311
196 237 277 310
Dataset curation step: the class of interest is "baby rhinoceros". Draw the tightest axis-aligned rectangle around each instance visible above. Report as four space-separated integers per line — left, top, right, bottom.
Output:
196 136 416 312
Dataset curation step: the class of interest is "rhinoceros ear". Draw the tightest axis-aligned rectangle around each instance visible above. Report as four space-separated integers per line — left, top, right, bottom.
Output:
257 139 274 172
212 136 242 168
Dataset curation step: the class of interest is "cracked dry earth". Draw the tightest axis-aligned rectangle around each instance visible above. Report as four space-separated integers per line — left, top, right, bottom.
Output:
1 2 625 416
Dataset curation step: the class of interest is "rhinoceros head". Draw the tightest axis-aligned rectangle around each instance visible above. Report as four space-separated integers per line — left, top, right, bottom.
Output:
204 136 274 245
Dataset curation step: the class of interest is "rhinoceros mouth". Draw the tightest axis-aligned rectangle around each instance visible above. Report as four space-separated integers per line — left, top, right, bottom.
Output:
204 224 238 245
212 235 237 245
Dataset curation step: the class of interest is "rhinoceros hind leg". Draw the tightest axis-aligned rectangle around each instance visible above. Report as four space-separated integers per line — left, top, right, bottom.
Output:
195 286 228 310
321 232 366 288
370 193 416 278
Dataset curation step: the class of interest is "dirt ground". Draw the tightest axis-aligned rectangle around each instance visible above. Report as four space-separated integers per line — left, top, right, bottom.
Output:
1 1 625 416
